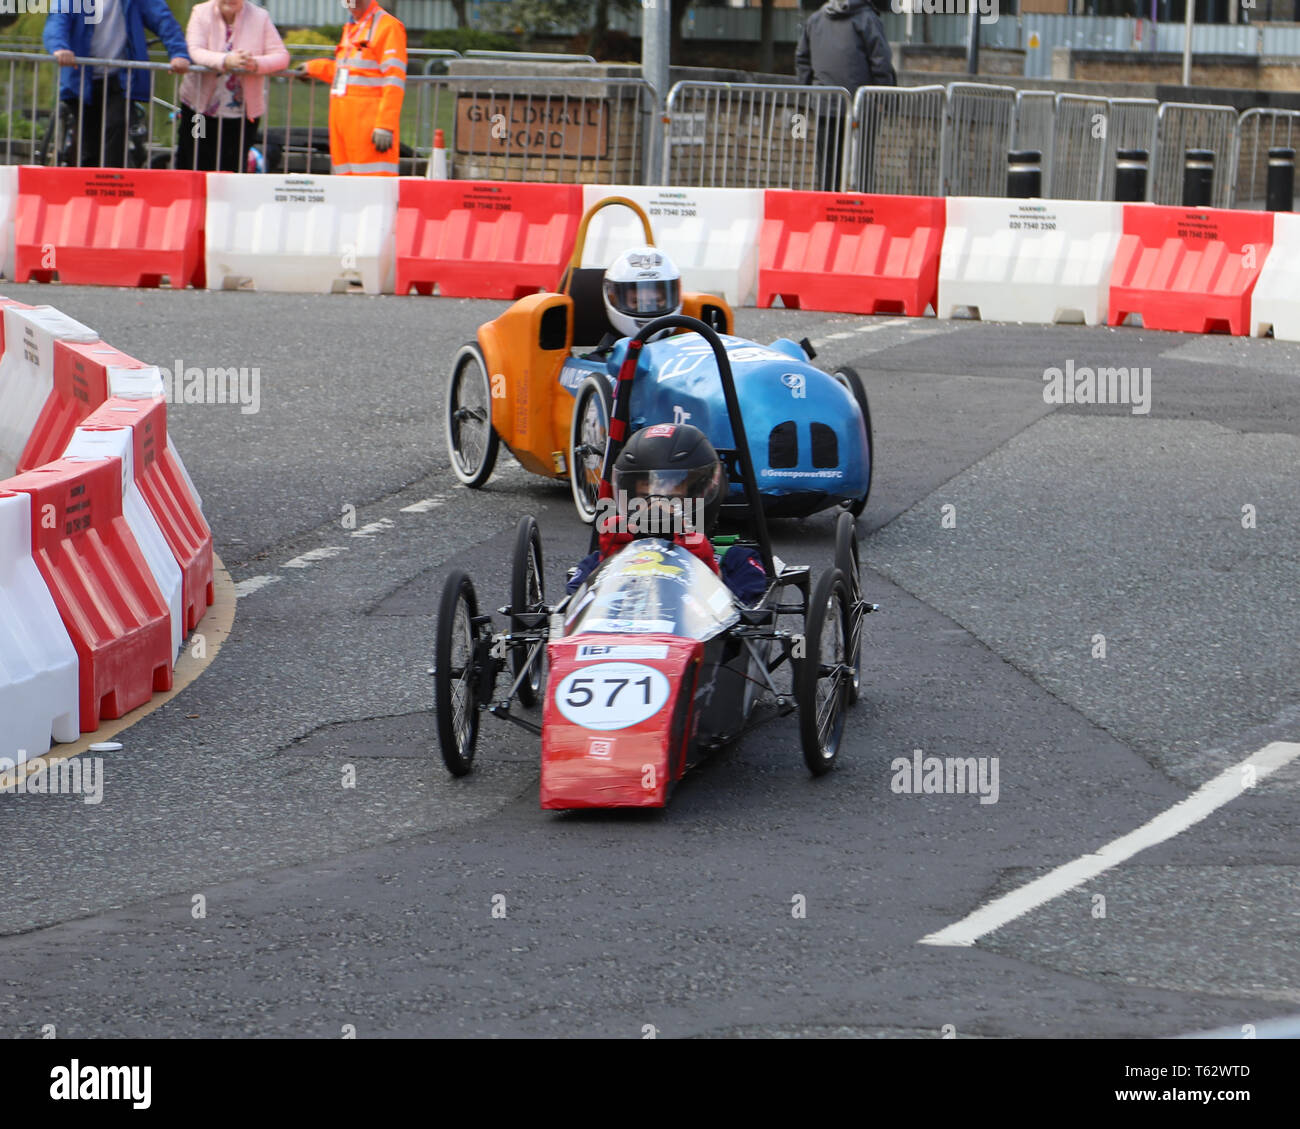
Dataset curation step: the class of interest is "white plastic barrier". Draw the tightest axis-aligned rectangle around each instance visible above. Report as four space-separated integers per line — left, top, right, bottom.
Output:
0 305 98 479
580 185 763 308
938 198 1123 326
62 432 184 662
0 489 80 764
0 166 16 281
103 365 204 511
1251 212 1300 342
205 174 398 294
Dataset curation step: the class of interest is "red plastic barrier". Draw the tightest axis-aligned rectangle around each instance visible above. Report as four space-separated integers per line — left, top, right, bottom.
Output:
1108 205 1274 335
395 180 582 298
758 191 946 316
14 168 206 289
80 396 214 631
17 340 154 473
1 455 172 731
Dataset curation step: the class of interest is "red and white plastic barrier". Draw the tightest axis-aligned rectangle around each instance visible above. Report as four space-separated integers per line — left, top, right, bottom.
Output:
1 456 173 732
80 395 214 632
580 185 763 307
939 198 1122 325
62 429 184 662
758 191 945 316
1251 212 1300 342
0 489 80 765
0 304 98 479
1108 205 1273 336
206 173 398 294
14 167 207 289
395 180 582 298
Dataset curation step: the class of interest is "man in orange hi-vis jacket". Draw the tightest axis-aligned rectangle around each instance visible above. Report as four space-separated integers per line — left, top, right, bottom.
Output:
299 0 406 175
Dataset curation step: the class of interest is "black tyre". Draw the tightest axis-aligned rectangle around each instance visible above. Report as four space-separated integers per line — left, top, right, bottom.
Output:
510 515 546 708
833 365 873 516
435 569 481 776
797 567 852 776
569 374 613 523
446 343 499 488
834 510 863 705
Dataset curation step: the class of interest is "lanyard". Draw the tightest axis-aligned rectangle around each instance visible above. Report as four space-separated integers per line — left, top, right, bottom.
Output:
343 9 381 61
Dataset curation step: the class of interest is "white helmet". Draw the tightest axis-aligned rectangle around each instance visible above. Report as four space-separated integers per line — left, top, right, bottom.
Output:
602 245 682 339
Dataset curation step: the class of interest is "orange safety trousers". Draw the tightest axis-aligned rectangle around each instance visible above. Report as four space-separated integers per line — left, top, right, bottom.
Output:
303 2 406 176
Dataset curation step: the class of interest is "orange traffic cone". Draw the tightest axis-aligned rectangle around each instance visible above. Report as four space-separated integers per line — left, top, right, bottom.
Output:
427 128 448 179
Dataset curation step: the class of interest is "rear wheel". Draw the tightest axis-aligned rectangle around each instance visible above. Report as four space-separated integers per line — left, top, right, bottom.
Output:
834 510 863 704
797 567 851 776
569 374 613 523
833 365 873 516
446 343 499 488
510 515 546 708
435 569 482 776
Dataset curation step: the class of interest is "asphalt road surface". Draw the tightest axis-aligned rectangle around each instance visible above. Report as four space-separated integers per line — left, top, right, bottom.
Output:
1 283 1296 1038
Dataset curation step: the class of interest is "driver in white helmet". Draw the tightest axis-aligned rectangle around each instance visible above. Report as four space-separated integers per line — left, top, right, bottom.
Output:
597 244 683 349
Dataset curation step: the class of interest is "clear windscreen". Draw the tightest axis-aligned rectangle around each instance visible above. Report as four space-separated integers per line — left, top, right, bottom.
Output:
564 538 738 642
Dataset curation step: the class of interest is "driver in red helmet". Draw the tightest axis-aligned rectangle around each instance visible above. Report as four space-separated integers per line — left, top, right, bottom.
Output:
566 422 767 604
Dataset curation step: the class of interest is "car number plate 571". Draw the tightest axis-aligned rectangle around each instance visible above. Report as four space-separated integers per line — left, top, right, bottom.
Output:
555 662 670 731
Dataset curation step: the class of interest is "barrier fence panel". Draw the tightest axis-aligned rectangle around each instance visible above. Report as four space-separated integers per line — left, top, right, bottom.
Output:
664 81 851 192
943 83 1016 197
1104 98 1160 201
1152 102 1237 209
1050 93 1109 201
850 85 945 196
409 75 658 185
1013 90 1057 191
1233 108 1300 210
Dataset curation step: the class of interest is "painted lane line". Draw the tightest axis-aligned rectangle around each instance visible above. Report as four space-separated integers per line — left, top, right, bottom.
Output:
233 574 282 598
857 317 911 333
919 741 1300 948
281 546 347 569
400 496 446 514
825 331 855 340
351 518 395 539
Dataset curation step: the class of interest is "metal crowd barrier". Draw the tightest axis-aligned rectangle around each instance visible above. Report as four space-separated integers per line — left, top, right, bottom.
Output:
0 46 1292 209
663 80 851 192
1232 107 1300 209
1152 102 1238 209
850 84 944 196
943 83 1016 197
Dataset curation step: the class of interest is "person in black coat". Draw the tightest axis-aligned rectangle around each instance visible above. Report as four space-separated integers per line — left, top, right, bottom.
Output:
795 0 897 190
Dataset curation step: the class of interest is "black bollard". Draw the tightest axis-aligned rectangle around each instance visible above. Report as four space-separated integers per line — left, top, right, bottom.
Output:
1007 149 1042 199
1114 147 1149 202
1266 146 1295 212
1182 148 1215 208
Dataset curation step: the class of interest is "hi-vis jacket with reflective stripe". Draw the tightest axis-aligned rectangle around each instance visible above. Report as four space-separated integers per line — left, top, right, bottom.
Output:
303 0 406 136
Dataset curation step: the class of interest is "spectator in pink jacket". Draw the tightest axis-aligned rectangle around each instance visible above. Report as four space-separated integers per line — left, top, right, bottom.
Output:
176 0 288 172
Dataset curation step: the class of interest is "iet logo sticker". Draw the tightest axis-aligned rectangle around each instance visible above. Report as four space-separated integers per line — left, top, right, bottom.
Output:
781 372 806 398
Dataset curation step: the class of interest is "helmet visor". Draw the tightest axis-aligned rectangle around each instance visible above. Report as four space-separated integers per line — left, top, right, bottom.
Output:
613 464 718 501
605 277 680 321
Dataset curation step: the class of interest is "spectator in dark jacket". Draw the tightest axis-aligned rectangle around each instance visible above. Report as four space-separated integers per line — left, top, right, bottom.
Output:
795 0 896 191
45 0 191 167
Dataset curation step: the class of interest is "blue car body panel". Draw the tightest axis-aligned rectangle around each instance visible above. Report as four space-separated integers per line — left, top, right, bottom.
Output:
558 333 870 518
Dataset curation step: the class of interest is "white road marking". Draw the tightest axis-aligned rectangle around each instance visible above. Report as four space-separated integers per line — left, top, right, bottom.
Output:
400 496 446 513
350 518 395 538
233 574 282 597
825 331 855 340
919 740 1300 948
281 546 347 569
857 317 911 333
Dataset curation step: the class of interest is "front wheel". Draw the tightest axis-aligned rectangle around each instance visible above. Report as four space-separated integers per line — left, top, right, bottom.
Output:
510 515 546 708
435 569 482 776
446 342 500 488
833 365 873 517
797 567 851 776
834 510 863 704
569 374 613 524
